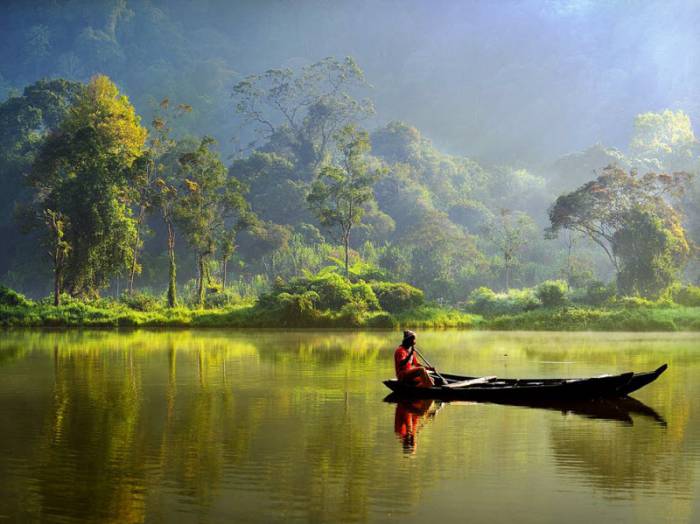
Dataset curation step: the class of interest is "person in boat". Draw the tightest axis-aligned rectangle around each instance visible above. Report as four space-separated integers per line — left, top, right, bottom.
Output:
394 330 434 388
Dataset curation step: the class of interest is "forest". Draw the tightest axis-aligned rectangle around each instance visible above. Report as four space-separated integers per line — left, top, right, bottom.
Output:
1 0 699 330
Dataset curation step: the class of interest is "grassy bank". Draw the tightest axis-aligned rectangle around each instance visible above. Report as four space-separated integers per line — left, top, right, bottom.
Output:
0 301 478 329
480 305 700 331
2 301 700 331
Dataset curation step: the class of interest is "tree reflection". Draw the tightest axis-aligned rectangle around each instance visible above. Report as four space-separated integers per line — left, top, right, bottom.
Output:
0 330 697 523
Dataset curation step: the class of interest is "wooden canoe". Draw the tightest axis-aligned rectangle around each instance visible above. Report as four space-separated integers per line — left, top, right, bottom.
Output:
383 364 667 401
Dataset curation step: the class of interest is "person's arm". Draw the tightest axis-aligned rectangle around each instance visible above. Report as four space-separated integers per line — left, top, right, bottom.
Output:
411 347 434 370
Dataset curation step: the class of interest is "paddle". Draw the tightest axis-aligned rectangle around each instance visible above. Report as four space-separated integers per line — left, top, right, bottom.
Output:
412 345 448 386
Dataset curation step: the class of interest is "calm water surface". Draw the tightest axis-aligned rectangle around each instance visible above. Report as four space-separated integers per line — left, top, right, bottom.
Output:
0 330 698 523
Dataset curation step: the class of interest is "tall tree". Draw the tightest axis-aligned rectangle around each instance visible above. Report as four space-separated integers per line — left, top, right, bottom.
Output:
485 208 536 291
128 98 192 295
1 79 83 288
24 75 147 298
613 206 689 298
232 56 374 177
176 137 251 307
630 110 698 171
42 209 70 306
548 166 691 296
307 125 383 277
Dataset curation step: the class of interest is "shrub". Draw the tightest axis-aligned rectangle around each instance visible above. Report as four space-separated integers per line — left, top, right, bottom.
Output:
371 282 424 313
616 296 655 308
274 291 320 325
536 280 568 308
337 302 366 327
205 288 241 309
120 291 161 312
672 285 700 307
366 311 398 328
350 281 381 311
0 285 32 307
465 286 539 316
582 280 616 306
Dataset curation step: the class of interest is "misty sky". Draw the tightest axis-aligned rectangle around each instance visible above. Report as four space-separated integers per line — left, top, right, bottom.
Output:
4 0 700 164
206 0 700 162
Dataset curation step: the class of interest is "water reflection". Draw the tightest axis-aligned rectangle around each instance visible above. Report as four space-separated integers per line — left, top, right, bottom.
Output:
392 399 441 454
386 394 667 427
0 330 697 523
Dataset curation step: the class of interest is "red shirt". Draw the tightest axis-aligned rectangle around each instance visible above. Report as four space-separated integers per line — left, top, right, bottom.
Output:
394 345 419 378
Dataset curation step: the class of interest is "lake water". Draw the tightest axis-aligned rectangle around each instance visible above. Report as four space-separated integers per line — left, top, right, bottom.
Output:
0 330 698 523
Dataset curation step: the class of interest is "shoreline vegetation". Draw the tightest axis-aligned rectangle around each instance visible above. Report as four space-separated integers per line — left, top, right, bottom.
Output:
2 284 699 331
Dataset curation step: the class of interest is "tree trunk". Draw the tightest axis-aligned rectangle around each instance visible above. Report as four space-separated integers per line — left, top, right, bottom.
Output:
53 263 61 307
222 256 228 289
343 230 350 279
128 206 146 294
166 220 177 308
197 253 205 308
504 252 511 291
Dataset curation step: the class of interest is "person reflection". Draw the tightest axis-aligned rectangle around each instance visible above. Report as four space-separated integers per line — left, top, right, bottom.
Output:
394 399 439 454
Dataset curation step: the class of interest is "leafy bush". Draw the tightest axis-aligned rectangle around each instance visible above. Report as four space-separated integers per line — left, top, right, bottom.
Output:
672 285 700 307
582 280 616 306
205 288 241 309
337 302 366 327
273 291 320 325
366 311 399 328
371 282 424 312
536 280 568 308
269 272 382 312
119 291 161 311
616 296 656 308
465 286 539 316
350 281 381 311
0 285 32 307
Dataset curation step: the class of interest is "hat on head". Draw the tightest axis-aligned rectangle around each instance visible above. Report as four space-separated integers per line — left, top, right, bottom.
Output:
402 330 416 346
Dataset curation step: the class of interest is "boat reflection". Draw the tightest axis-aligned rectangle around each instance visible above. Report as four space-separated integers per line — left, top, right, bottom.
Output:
385 393 666 431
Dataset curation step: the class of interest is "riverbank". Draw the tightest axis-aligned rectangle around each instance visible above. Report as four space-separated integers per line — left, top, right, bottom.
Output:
483 306 700 331
0 301 478 329
2 301 700 331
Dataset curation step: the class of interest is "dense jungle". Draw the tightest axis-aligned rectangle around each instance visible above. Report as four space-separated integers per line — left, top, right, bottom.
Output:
1 0 699 329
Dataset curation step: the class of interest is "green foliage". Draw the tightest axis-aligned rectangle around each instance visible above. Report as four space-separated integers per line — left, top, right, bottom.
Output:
536 280 568 308
119 291 161 312
465 286 539 316
273 291 321 326
365 311 399 328
393 305 479 329
370 282 424 313
307 125 384 276
581 281 616 306
630 110 698 170
22 75 147 298
484 305 700 332
233 56 373 175
351 280 381 311
205 288 242 309
672 285 700 307
483 208 537 290
548 166 691 297
0 285 32 307
615 296 657 308
613 207 689 298
266 272 379 313
174 136 253 307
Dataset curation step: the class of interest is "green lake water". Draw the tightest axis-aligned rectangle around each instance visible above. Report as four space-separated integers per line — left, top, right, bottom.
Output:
0 330 698 523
